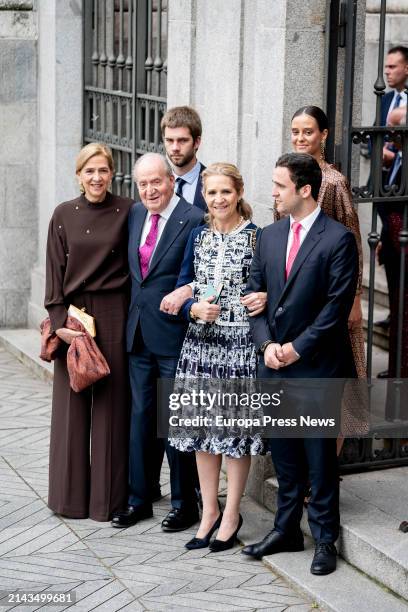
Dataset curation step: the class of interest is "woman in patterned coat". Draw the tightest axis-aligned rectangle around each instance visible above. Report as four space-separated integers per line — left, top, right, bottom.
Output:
168 163 266 552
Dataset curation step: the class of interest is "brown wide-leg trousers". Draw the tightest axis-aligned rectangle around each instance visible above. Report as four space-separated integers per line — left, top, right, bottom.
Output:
48 292 130 521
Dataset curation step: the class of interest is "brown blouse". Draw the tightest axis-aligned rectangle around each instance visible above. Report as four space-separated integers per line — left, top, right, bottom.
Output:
45 192 133 331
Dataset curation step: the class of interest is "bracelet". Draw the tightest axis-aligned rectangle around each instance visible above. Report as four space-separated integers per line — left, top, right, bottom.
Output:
259 340 273 354
189 304 199 321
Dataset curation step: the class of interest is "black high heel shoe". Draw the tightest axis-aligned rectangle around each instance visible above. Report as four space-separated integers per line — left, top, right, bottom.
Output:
185 513 223 550
209 514 243 553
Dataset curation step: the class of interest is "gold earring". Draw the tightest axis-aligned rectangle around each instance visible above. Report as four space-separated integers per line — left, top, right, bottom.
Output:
78 181 85 194
320 140 326 162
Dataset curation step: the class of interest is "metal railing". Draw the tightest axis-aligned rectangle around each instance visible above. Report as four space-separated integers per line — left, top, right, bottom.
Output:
83 0 167 198
332 0 408 471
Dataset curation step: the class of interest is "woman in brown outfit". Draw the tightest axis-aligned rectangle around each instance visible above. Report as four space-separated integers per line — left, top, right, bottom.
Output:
45 143 133 521
288 106 367 454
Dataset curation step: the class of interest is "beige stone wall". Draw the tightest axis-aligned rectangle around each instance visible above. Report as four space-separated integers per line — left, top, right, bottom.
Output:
167 0 327 228
0 0 38 326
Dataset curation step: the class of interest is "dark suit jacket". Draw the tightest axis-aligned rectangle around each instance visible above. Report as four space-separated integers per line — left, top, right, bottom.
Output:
127 197 204 355
368 90 394 158
192 162 207 210
246 211 358 378
377 90 404 250
380 90 395 126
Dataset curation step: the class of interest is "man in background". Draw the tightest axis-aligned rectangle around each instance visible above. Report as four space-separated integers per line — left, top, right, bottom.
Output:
376 46 408 337
161 106 207 210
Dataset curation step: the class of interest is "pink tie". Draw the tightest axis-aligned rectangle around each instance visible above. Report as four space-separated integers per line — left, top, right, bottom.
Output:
285 221 302 279
139 213 160 279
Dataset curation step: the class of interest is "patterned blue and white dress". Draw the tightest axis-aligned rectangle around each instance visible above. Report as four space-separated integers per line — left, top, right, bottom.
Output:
169 221 265 458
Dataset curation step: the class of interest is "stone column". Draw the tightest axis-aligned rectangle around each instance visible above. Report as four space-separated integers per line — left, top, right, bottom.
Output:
0 0 37 326
28 0 83 327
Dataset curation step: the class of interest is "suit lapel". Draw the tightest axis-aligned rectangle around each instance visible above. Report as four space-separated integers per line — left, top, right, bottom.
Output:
146 198 190 277
130 204 147 282
193 163 207 211
274 217 290 295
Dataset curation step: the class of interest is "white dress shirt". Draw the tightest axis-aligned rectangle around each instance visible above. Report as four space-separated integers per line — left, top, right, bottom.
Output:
173 160 201 204
285 206 321 263
140 194 180 260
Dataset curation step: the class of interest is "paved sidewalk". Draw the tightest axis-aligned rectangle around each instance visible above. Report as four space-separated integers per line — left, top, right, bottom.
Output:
0 347 313 611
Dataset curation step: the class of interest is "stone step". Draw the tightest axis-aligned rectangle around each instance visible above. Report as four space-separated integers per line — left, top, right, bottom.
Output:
361 297 389 351
240 495 407 612
263 470 408 603
2 328 406 609
362 282 389 310
0 328 53 383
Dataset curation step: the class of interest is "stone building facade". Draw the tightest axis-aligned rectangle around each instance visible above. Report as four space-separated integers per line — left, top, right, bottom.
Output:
1 0 407 330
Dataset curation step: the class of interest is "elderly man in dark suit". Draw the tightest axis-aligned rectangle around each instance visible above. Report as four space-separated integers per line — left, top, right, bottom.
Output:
242 153 358 575
111 153 204 530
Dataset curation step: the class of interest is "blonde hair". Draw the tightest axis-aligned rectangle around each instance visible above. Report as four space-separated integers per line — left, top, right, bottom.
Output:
76 142 115 174
202 162 252 221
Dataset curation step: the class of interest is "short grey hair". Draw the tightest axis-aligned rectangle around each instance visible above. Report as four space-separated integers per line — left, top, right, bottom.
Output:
133 152 173 182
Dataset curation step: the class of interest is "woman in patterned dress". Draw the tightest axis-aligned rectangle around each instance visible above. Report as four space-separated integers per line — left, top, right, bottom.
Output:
169 163 266 552
289 106 366 453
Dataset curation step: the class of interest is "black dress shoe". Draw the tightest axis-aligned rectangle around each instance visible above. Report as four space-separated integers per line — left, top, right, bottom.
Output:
111 504 153 528
185 513 223 550
374 314 390 329
241 529 304 560
209 514 243 552
377 370 389 379
310 542 337 575
161 507 199 532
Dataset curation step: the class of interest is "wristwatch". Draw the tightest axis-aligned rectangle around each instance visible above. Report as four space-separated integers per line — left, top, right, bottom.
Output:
259 340 273 353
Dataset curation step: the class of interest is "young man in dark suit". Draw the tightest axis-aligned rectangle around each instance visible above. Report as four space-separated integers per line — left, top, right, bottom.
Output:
242 153 358 575
111 153 204 531
161 106 207 211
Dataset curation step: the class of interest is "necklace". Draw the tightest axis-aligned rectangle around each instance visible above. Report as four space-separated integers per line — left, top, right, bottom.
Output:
213 215 244 235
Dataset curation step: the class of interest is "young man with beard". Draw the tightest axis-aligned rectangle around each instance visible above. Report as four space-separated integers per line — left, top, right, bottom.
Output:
161 106 207 211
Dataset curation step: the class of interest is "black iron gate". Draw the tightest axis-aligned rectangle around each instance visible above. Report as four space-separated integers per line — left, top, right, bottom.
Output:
328 0 408 471
83 0 168 198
